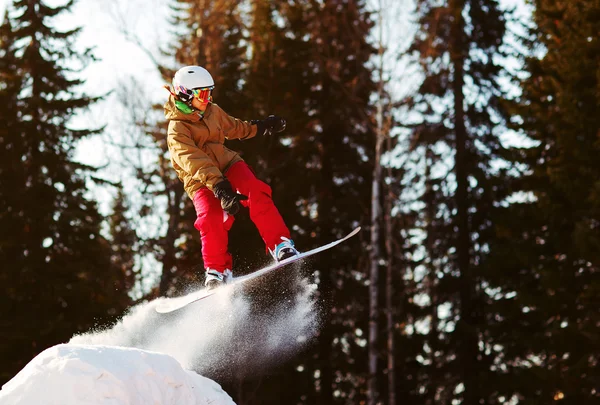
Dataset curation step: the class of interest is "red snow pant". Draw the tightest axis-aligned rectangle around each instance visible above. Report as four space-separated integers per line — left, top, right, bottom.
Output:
192 161 291 273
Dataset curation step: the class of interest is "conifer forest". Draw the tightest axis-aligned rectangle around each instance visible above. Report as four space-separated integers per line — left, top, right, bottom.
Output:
0 0 598 404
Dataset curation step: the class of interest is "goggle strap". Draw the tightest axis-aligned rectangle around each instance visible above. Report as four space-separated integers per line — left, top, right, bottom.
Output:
163 85 177 98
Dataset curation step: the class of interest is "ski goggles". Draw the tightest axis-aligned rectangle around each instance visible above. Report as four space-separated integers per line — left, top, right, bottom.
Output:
176 85 214 104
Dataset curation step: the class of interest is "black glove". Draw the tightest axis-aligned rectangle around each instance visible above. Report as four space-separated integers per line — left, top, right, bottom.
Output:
252 115 286 136
213 180 248 215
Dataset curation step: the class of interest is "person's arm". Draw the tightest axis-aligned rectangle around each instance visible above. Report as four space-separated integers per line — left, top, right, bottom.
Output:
215 104 287 140
167 121 225 190
214 104 258 141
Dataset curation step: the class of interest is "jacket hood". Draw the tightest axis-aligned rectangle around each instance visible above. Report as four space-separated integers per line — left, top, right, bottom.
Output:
164 95 205 122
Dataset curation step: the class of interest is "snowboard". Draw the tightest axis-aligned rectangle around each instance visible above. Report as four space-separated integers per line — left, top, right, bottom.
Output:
155 226 361 314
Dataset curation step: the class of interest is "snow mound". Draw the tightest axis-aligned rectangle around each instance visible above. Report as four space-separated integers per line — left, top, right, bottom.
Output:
0 344 236 405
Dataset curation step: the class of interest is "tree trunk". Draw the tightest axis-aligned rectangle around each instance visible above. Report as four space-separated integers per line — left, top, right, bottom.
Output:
368 5 385 404
424 147 440 405
317 119 335 405
450 2 478 404
159 185 184 295
384 119 396 405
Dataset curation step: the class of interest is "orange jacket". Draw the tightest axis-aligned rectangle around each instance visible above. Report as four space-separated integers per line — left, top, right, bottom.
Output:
164 96 258 198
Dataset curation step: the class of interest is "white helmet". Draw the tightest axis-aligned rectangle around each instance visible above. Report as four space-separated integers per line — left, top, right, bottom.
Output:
172 65 214 103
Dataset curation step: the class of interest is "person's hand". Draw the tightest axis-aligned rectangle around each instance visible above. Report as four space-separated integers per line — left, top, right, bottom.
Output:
264 115 286 134
252 115 286 136
213 180 248 215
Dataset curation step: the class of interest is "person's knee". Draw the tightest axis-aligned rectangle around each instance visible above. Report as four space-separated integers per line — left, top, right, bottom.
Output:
194 210 222 233
246 179 274 216
249 178 272 199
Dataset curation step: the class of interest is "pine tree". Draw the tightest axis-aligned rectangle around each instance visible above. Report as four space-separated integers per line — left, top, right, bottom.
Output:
263 1 376 403
487 0 600 402
0 0 132 384
0 11 23 385
107 185 137 301
408 0 512 403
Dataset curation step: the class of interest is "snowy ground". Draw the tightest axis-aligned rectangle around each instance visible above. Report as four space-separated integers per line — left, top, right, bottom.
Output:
0 344 235 405
1 273 319 404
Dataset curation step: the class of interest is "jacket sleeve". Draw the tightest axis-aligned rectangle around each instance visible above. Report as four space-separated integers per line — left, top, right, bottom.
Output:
215 104 258 141
167 121 225 190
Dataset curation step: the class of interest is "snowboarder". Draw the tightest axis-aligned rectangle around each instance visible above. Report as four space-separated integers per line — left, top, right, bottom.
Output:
164 65 299 290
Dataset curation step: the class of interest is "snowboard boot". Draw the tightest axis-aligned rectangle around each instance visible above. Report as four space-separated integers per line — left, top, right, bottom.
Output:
204 268 232 291
270 237 300 262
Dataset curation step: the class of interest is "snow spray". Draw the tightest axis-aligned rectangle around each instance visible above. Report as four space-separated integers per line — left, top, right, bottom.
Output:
70 265 322 380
